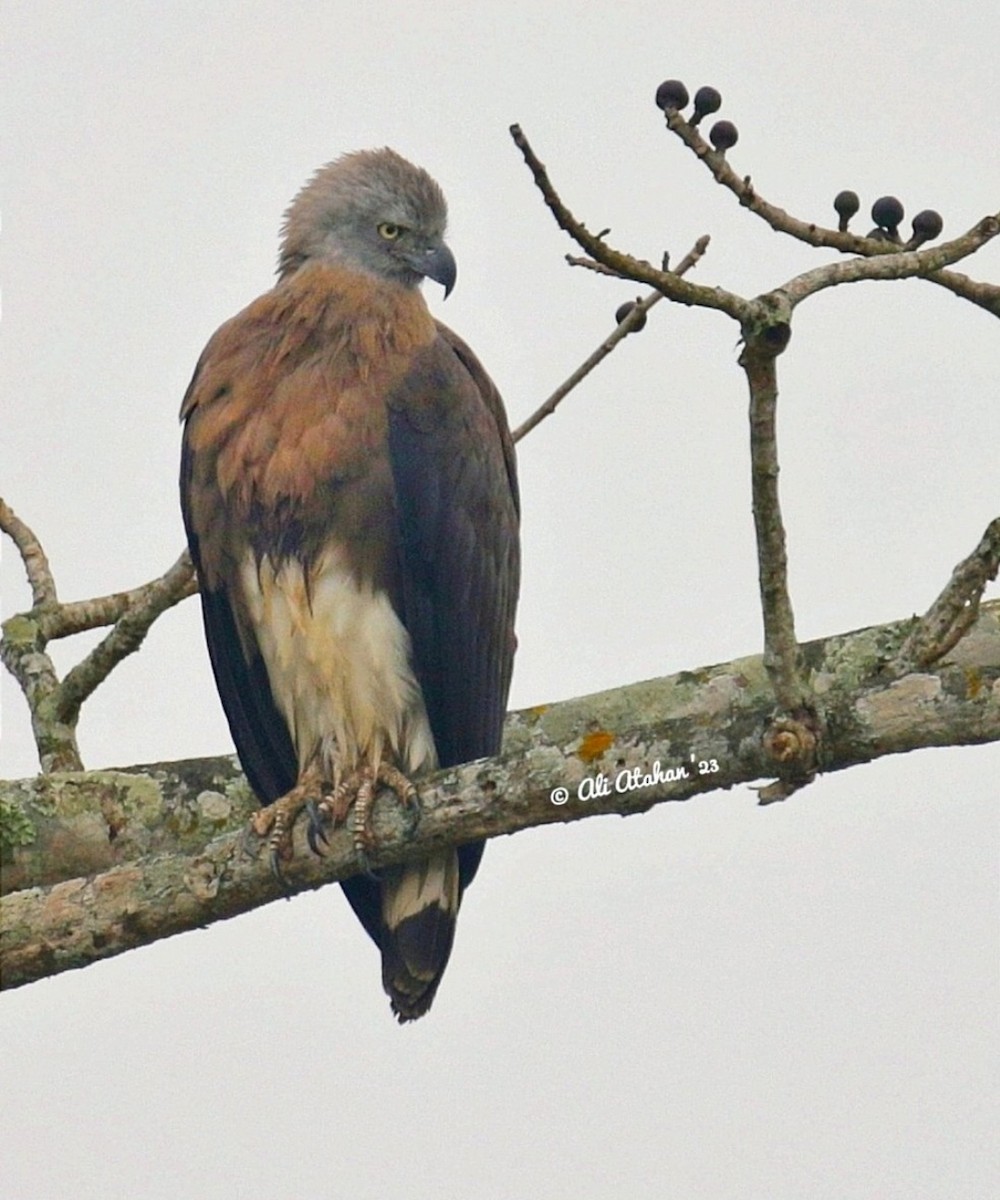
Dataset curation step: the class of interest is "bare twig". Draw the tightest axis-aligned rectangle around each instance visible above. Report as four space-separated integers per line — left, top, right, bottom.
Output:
564 256 636 279
663 108 906 255
780 220 1000 309
0 498 57 608
509 123 746 320
57 551 197 721
565 237 710 282
514 235 710 442
47 551 196 641
1 511 197 770
924 268 1000 319
895 517 1000 670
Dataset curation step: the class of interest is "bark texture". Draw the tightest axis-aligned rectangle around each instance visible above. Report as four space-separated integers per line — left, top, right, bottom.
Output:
2 601 998 991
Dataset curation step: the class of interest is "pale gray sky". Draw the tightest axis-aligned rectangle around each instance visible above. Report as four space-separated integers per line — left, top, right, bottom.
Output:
2 3 997 1198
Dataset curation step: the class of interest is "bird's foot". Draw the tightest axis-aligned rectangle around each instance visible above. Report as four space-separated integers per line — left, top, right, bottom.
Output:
250 763 329 889
310 762 419 874
305 784 351 854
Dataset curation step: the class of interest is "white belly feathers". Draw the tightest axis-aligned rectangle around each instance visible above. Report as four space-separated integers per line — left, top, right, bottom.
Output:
239 544 437 778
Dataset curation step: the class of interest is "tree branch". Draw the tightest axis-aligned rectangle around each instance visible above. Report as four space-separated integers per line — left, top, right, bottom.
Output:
661 107 1000 318
895 517 1000 671
3 601 998 989
56 552 197 721
511 110 999 801
509 123 747 320
740 321 807 713
1 506 197 770
779 219 1000 308
46 551 197 641
924 268 1000 319
1 504 82 771
513 236 711 442
0 498 57 608
735 298 819 802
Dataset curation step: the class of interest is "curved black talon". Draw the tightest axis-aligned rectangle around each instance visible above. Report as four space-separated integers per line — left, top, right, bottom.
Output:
355 846 380 881
269 847 292 893
306 799 330 855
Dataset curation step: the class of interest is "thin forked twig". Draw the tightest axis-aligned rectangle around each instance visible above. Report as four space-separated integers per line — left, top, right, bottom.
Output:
509 123 746 321
513 236 711 442
57 551 197 721
2 499 198 769
511 119 816 789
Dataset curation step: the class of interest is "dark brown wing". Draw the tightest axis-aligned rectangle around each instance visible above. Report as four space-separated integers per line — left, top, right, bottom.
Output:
387 321 519 767
341 323 520 939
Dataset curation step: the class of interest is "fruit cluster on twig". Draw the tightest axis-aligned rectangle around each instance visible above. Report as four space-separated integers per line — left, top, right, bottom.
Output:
835 190 944 249
656 77 951 258
655 79 737 153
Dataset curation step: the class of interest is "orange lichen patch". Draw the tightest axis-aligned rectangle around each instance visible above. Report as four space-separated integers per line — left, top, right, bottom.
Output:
577 729 614 763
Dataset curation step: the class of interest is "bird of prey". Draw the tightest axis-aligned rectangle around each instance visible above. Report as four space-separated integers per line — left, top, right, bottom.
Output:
179 149 520 1021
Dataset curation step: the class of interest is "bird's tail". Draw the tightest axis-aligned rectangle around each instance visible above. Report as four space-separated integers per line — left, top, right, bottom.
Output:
380 849 461 1022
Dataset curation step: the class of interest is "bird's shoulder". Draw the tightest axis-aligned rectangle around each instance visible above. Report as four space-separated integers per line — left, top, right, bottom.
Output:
389 320 515 458
387 320 520 518
181 263 437 420
180 265 446 509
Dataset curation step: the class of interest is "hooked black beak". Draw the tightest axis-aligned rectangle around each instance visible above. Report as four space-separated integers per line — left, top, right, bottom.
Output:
407 241 457 297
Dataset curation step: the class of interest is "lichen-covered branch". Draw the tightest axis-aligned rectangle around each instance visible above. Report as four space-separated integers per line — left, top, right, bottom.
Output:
1 501 82 771
47 551 197 641
3 601 998 990
0 499 57 608
895 517 1000 671
1 505 197 771
56 552 197 721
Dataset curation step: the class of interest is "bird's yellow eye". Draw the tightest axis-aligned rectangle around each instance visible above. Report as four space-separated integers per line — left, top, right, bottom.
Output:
378 222 402 241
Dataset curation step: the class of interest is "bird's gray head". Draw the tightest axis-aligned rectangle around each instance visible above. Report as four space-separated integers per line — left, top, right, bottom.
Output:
277 148 456 295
